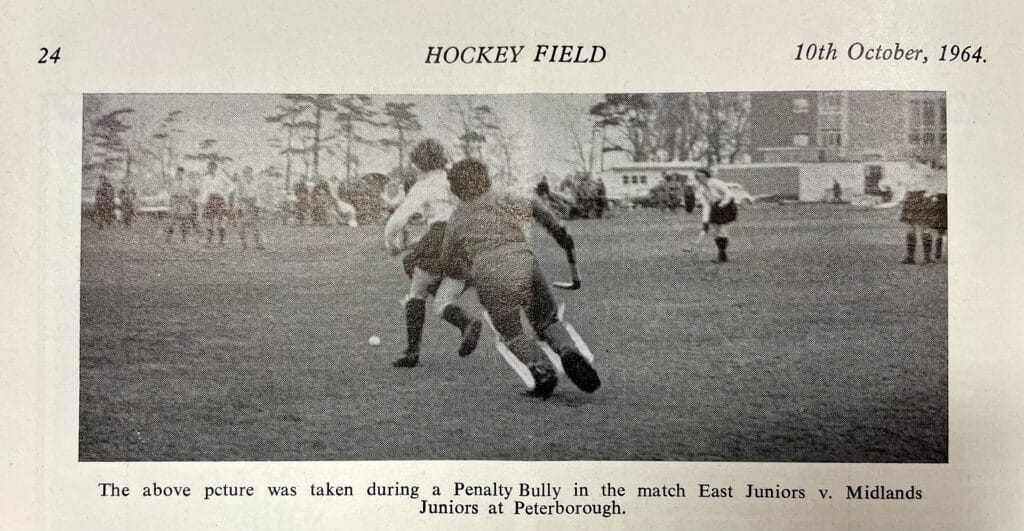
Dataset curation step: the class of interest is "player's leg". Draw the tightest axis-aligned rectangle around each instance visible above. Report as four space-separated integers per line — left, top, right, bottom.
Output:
712 200 736 262
901 194 922 264
217 205 227 246
484 297 558 399
433 278 482 357
920 226 933 264
902 224 918 264
204 200 216 246
239 212 249 249
481 310 538 388
337 200 358 228
713 224 729 263
525 263 600 393
253 207 264 249
393 268 437 367
933 194 947 261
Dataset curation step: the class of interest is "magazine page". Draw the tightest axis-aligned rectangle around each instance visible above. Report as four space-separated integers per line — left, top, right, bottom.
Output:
1 0 1022 529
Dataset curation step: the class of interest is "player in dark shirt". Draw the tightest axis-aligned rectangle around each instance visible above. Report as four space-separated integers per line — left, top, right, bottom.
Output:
94 176 115 228
440 159 600 399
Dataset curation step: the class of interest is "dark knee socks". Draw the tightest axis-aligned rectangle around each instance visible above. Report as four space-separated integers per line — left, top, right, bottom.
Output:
405 298 427 353
714 236 729 262
441 304 470 332
904 231 916 262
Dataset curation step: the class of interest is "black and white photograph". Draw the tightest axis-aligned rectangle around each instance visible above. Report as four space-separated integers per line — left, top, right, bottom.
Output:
79 91 948 462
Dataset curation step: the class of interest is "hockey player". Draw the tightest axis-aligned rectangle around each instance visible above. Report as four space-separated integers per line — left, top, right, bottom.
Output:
165 167 193 243
200 161 236 246
440 159 601 399
926 163 948 262
383 139 482 368
236 166 266 250
94 175 115 228
685 168 738 262
895 160 943 264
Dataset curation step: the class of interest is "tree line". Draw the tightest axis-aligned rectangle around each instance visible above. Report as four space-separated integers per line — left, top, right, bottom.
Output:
569 92 752 173
83 94 523 195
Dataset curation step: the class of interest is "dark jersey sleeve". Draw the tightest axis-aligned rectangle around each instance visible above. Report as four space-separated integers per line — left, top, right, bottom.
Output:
531 197 574 250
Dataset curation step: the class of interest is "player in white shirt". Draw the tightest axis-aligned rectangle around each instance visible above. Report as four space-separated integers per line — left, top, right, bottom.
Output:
895 160 944 264
165 166 193 244
685 168 739 262
383 139 482 368
236 166 266 250
199 161 236 246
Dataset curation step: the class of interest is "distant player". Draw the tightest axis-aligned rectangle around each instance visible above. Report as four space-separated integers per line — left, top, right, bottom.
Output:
685 168 738 262
293 181 310 225
236 166 266 250
199 161 235 246
94 175 115 228
440 159 601 399
926 163 947 262
896 160 942 264
118 184 136 227
383 139 482 368
325 180 358 227
166 167 193 243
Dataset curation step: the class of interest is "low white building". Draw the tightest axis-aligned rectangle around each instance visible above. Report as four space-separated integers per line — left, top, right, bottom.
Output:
599 161 704 201
599 160 934 203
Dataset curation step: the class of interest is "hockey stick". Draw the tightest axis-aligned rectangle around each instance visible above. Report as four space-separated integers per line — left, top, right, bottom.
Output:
552 248 582 290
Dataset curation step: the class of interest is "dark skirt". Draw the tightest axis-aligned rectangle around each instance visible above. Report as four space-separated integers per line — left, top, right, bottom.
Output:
900 191 929 225
709 200 738 225
204 195 228 220
403 222 460 278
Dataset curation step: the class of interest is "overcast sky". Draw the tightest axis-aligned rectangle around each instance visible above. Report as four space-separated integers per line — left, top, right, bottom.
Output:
88 93 604 187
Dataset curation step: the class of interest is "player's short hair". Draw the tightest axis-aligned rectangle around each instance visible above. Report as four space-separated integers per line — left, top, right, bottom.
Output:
447 159 491 201
410 139 448 172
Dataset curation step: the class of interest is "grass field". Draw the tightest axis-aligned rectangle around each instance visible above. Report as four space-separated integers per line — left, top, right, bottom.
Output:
80 203 947 462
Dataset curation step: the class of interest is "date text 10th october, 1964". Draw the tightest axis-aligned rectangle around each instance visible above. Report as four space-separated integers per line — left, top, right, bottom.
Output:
795 42 986 64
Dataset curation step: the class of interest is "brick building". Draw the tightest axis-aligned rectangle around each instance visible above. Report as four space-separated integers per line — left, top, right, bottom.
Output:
749 91 946 165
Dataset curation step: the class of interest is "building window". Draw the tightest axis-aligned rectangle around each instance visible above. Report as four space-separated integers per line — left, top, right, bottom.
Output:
793 133 810 146
792 98 809 113
622 175 629 185
818 92 845 148
631 175 639 184
640 175 648 184
820 92 843 113
821 132 842 147
907 97 947 145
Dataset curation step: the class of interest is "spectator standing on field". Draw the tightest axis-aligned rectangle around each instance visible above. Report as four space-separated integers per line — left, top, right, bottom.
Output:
898 160 945 264
94 176 115 228
199 161 235 246
118 183 137 227
166 167 193 244
236 166 266 250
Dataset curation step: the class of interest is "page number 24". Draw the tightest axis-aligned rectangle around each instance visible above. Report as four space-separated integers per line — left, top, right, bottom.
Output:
38 47 61 64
